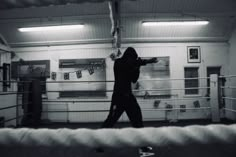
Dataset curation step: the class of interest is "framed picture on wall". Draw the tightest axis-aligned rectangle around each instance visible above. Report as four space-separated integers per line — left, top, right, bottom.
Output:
187 46 201 63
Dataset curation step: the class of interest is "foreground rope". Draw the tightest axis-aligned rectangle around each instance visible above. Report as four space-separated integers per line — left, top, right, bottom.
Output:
0 124 236 148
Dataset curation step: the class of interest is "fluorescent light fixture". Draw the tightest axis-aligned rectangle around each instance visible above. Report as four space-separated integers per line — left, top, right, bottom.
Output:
142 21 209 26
18 24 84 32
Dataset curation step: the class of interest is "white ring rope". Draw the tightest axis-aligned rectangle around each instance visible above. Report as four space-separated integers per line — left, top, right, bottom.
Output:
0 124 236 148
45 77 210 83
224 108 236 113
219 75 236 78
222 97 236 100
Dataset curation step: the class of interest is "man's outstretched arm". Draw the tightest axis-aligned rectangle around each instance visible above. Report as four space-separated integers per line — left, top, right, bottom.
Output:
131 58 158 83
137 57 158 66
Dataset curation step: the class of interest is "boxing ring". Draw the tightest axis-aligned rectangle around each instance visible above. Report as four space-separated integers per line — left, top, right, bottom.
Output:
0 74 236 156
0 80 32 127
40 74 233 123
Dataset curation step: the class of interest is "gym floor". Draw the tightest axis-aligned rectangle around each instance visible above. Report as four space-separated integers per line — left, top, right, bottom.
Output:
38 118 235 129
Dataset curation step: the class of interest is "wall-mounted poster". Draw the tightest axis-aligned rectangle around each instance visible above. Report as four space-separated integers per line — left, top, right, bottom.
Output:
59 58 106 98
132 57 170 99
187 46 201 63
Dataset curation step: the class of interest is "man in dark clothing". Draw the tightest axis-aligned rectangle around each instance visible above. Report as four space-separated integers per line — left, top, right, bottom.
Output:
99 47 157 155
102 47 157 128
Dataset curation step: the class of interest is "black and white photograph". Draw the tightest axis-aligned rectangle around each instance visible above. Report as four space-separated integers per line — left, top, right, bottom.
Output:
0 0 236 157
187 46 201 63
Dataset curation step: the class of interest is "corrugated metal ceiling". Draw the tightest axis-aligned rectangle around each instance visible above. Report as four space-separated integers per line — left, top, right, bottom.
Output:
0 0 109 9
1 0 236 20
1 0 236 13
121 0 236 14
0 0 236 46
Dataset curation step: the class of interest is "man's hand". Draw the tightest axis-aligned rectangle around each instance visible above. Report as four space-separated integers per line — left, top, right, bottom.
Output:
148 57 158 64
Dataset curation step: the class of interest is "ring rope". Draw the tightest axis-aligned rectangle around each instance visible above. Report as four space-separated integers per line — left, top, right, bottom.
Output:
222 97 236 100
42 107 211 113
219 75 236 78
224 108 236 113
0 124 236 148
42 97 210 103
45 87 210 93
221 86 236 89
45 77 210 83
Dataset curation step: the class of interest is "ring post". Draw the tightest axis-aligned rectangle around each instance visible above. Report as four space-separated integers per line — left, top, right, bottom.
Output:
210 74 220 122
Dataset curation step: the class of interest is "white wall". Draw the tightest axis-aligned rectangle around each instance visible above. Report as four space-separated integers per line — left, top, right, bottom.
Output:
12 42 229 123
227 28 236 120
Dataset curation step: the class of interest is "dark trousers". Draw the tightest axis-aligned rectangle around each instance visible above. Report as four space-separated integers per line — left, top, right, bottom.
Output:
102 92 144 128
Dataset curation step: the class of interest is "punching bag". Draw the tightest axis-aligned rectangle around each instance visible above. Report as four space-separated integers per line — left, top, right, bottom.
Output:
22 79 42 127
31 79 42 127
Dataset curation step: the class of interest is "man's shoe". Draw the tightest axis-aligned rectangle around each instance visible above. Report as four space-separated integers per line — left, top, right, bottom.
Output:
139 147 155 157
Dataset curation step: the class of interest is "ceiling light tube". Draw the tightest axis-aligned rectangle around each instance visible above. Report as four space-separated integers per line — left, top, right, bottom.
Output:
142 21 209 26
18 24 84 32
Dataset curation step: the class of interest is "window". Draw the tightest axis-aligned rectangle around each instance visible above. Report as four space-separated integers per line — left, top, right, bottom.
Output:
184 67 199 95
11 60 50 78
133 57 171 99
11 60 50 95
